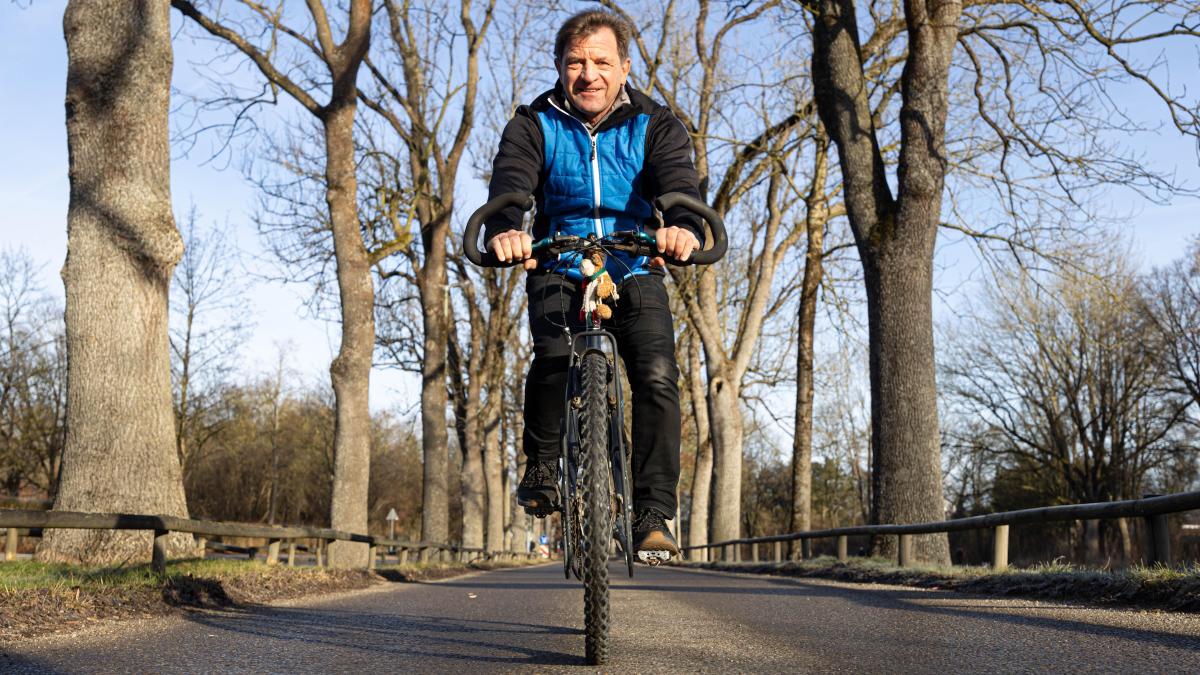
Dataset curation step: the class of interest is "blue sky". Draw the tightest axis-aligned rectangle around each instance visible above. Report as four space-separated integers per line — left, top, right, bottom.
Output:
2 2 1198 418
0 2 419 412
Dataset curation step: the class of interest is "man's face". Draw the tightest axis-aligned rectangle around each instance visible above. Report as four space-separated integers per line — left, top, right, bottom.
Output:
558 27 631 124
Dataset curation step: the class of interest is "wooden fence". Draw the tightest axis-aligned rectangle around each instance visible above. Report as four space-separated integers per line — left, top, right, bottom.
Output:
682 491 1200 570
0 509 536 572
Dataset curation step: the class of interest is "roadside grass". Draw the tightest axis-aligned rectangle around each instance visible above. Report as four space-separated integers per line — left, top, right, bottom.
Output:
684 556 1200 611
1 555 546 641
0 558 278 592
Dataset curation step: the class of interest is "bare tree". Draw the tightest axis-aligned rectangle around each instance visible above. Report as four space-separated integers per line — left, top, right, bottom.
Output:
0 250 66 500
40 0 191 564
805 0 1200 563
1147 240 1200 425
362 0 497 547
807 0 962 563
172 0 375 566
170 205 249 481
596 0 830 546
943 246 1192 563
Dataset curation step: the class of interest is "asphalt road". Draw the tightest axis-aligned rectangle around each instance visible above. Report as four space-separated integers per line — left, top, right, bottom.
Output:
5 562 1200 673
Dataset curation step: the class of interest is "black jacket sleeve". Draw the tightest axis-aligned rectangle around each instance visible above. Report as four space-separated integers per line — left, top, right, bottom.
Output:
483 106 543 245
644 108 705 245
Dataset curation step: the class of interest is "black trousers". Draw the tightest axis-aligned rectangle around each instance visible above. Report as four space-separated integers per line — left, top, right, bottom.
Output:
523 271 681 517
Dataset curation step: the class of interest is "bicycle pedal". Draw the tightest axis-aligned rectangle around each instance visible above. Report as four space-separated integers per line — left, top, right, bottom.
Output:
637 550 672 566
519 498 560 518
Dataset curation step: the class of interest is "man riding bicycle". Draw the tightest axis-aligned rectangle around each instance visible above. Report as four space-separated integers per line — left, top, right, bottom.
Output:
483 9 704 561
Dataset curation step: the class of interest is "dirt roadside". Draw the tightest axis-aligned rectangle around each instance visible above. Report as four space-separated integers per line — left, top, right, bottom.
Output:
0 558 544 643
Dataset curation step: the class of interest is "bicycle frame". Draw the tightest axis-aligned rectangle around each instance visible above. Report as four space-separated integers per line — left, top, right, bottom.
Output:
559 327 636 580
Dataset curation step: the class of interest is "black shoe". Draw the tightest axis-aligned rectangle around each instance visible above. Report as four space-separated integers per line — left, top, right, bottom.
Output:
632 508 678 563
516 459 560 516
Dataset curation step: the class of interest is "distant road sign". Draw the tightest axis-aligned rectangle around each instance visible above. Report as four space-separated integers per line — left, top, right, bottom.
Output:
386 509 399 522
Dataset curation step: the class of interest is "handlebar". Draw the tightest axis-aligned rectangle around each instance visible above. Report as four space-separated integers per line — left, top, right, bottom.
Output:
462 192 535 267
653 192 728 266
461 191 728 268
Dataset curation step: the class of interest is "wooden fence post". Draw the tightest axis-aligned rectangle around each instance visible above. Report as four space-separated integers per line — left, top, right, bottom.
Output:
1147 514 1172 566
992 525 1009 571
368 545 378 570
5 528 18 561
773 540 782 562
315 540 324 567
837 535 848 562
267 539 281 566
152 529 169 574
196 537 207 559
801 539 812 560
1141 494 1172 566
751 543 759 562
898 534 912 568
400 548 409 564
287 542 297 567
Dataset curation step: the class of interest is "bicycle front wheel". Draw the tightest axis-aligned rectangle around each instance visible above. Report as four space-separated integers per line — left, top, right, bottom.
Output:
578 350 613 665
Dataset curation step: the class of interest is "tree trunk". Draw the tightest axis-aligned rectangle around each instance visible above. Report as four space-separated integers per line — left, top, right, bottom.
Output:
862 246 947 560
483 353 506 552
812 0 958 564
459 410 484 550
790 134 829 558
420 247 450 546
685 331 713 560
483 406 504 552
41 0 191 564
790 236 823 554
325 100 374 568
707 367 743 546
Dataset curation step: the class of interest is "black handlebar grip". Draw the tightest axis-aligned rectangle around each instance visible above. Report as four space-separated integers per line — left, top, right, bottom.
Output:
653 192 728 265
463 193 536 267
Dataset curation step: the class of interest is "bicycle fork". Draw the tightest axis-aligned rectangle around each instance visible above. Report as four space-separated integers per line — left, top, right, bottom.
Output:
560 329 636 579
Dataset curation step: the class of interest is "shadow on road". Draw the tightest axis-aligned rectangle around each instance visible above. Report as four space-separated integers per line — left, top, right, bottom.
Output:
661 567 1200 651
0 650 58 675
178 605 587 667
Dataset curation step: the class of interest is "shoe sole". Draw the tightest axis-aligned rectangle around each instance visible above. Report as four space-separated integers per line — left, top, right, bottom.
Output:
635 530 679 561
517 493 559 517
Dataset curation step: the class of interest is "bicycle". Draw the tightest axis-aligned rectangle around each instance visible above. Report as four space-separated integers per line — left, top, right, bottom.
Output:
462 191 727 665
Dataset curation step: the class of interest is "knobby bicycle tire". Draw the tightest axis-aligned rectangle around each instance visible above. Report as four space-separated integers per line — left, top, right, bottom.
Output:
578 350 612 665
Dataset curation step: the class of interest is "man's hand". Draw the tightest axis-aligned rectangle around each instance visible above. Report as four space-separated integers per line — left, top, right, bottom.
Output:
487 230 538 270
650 226 700 267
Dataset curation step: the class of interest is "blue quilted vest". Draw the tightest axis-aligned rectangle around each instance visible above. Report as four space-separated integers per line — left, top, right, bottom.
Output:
537 99 653 282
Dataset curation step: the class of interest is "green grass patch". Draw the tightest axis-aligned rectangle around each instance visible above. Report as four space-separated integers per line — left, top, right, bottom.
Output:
0 558 280 593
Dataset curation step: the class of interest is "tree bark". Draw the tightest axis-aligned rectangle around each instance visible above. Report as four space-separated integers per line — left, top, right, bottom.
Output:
790 134 830 557
419 251 451 545
812 0 957 563
706 363 743 546
320 11 374 569
41 0 191 564
483 399 504 552
684 330 713 559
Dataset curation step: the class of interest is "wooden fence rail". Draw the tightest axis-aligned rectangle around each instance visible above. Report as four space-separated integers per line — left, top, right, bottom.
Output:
683 491 1200 569
0 509 537 572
